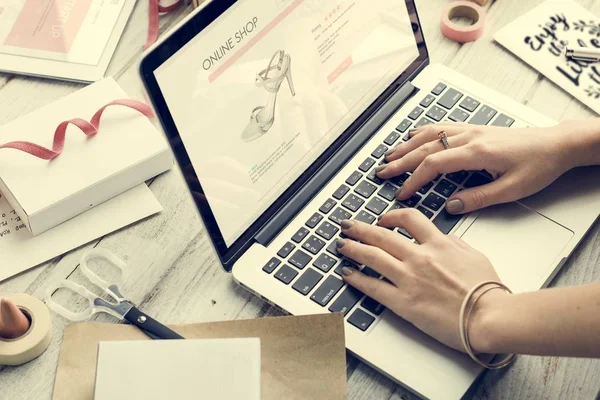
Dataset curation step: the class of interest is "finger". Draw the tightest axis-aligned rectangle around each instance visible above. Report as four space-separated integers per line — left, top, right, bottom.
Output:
445 174 520 214
378 208 443 243
385 123 470 162
340 220 414 261
395 147 483 200
341 268 400 309
377 134 471 180
336 238 405 283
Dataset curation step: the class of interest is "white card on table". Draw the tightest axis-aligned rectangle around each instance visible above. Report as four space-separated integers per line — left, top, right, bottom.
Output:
494 0 600 114
94 338 261 400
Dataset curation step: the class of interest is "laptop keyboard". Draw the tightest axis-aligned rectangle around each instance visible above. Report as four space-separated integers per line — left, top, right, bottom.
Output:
262 82 516 332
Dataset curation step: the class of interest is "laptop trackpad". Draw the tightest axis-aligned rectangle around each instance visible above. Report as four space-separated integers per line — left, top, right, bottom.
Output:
460 203 573 293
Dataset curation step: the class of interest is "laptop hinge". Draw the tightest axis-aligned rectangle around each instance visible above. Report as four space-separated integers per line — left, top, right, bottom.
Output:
255 81 419 246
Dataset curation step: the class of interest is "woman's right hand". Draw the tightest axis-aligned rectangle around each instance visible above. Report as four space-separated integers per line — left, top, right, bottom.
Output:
377 121 585 214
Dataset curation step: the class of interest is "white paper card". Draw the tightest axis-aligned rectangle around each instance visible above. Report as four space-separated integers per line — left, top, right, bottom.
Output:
0 184 161 282
494 0 600 114
94 338 261 400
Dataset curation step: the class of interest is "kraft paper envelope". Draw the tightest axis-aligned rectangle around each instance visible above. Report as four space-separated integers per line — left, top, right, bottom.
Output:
53 313 346 400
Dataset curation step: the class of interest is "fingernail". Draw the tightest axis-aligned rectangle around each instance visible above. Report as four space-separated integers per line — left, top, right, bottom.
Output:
340 220 354 229
341 267 354 276
446 199 464 214
384 146 396 157
335 239 346 249
375 165 387 174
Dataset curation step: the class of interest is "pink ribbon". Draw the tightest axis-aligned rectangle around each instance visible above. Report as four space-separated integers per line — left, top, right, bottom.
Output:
0 99 155 161
145 0 184 49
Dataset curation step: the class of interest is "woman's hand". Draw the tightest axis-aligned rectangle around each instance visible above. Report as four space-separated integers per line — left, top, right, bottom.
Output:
337 209 506 353
377 121 582 214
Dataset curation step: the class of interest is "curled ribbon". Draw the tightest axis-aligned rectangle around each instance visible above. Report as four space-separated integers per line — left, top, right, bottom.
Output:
0 99 154 161
145 0 184 49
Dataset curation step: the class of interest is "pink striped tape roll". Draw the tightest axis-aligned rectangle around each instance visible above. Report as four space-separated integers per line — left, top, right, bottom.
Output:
440 1 486 43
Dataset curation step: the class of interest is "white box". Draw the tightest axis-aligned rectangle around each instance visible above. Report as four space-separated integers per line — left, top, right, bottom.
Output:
94 338 261 400
0 78 172 236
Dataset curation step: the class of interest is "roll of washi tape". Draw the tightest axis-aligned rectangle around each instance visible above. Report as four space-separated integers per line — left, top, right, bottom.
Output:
0 294 52 366
470 0 490 5
440 1 486 43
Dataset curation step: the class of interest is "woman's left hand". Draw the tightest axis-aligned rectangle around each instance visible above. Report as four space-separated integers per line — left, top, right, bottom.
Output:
337 208 506 353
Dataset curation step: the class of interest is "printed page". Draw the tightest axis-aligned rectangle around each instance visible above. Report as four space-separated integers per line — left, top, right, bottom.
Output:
155 0 418 246
494 0 600 114
0 0 126 65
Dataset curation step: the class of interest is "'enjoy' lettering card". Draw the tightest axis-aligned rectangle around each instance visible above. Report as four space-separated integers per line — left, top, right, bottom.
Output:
494 0 600 114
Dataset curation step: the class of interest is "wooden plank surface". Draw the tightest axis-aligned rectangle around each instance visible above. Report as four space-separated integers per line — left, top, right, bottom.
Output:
1 0 599 399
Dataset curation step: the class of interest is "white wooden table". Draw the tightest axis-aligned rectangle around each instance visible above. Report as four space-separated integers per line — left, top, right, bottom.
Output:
1 0 600 399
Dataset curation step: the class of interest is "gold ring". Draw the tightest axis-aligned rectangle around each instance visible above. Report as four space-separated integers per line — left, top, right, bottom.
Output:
438 131 450 149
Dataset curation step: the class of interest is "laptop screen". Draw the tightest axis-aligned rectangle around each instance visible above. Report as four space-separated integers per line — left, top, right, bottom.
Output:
153 0 420 249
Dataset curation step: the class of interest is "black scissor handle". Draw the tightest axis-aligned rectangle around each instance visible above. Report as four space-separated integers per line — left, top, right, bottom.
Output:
124 307 184 340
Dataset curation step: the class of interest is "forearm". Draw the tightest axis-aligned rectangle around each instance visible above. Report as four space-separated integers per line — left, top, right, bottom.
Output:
561 119 600 168
471 282 600 357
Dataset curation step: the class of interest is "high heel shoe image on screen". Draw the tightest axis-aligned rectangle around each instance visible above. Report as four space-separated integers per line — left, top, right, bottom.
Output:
241 50 296 142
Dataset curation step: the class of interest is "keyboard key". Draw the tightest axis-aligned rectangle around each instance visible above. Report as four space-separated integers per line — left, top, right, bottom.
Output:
329 286 363 316
431 82 447 95
361 266 380 278
425 105 447 122
342 194 365 212
417 181 434 195
469 105 497 125
414 117 434 129
367 169 384 185
417 205 435 219
326 239 342 257
291 227 310 244
277 242 295 258
292 268 323 295
348 309 376 331
306 212 323 228
345 171 363 186
262 257 281 274
446 171 469 185
313 253 338 272
408 106 424 120
274 265 298 284
422 193 445 211
434 179 458 197
365 197 389 215
329 207 352 225
384 131 401 146
289 250 312 270
396 119 412 133
318 198 336 214
460 96 480 112
492 113 515 127
464 173 492 188
358 158 376 172
355 180 378 199
334 258 359 276
355 210 376 224
390 172 411 187
389 202 405 212
371 144 388 159
302 236 326 255
400 193 422 208
361 297 385 316
332 184 350 200
398 227 413 239
311 275 345 306
437 88 463 110
448 108 469 122
316 221 339 240
419 94 436 108
378 183 399 202
433 209 463 234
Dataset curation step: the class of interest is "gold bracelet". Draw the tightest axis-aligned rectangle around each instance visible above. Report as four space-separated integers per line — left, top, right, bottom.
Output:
459 280 516 369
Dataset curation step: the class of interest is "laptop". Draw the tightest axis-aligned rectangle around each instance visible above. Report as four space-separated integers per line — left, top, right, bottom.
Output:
140 1 600 398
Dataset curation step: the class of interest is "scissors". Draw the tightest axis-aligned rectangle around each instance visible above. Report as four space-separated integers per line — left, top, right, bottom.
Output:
45 248 184 340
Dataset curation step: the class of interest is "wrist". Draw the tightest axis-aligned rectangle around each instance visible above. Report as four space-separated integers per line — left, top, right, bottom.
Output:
467 288 510 354
554 119 600 169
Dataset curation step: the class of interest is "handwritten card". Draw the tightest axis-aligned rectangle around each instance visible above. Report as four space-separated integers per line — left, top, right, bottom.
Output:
494 0 600 114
